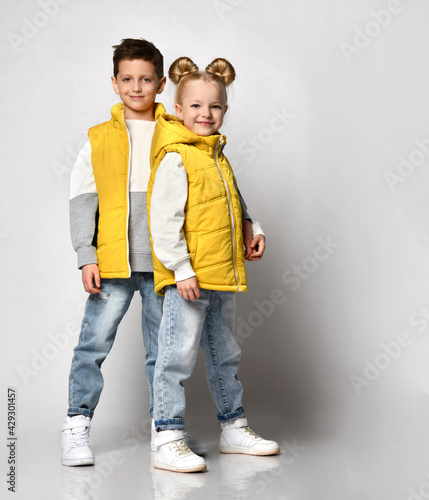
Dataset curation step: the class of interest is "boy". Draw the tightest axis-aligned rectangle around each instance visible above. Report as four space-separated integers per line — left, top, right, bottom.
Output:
61 38 169 466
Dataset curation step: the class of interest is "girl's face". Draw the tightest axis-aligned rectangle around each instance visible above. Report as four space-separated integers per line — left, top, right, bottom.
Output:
175 80 227 136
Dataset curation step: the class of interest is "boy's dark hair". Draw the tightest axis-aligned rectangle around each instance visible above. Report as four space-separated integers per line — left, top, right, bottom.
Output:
112 38 164 79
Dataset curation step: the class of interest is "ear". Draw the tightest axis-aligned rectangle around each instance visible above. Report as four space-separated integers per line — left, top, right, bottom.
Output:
157 76 167 95
111 76 120 95
175 103 183 120
224 105 228 114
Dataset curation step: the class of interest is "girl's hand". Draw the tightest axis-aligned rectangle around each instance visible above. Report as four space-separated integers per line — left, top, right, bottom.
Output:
246 234 266 261
177 277 200 301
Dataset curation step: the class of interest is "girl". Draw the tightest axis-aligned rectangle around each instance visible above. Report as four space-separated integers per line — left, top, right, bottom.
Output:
147 57 279 473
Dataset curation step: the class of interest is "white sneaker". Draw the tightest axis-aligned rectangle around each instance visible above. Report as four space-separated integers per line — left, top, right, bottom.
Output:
219 417 280 456
153 430 207 473
151 420 207 456
61 415 94 466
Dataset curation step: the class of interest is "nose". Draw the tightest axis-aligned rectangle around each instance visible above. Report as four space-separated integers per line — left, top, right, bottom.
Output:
132 80 142 92
201 106 212 117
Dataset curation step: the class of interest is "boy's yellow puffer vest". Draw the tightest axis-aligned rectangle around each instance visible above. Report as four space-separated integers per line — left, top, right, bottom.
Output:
88 102 165 278
147 114 248 295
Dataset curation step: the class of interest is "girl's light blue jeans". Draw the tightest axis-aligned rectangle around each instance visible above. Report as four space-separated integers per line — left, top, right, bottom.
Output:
68 272 163 418
153 286 245 431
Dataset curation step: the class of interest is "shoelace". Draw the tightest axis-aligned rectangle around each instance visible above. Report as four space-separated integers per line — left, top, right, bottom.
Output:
172 439 191 456
243 426 261 439
70 427 89 447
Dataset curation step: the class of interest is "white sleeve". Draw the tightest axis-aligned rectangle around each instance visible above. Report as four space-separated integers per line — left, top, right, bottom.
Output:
69 140 99 268
251 220 266 238
150 152 196 282
70 141 96 199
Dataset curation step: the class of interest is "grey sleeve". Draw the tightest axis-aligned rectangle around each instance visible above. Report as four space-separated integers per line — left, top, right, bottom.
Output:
233 180 266 237
234 179 251 220
70 193 99 269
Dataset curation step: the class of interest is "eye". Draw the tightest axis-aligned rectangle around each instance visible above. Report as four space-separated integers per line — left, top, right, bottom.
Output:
143 77 151 82
212 105 221 109
123 77 131 82
191 104 200 108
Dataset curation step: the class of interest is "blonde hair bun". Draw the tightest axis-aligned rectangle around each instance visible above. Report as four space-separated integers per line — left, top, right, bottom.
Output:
205 58 235 86
169 56 236 105
168 57 199 85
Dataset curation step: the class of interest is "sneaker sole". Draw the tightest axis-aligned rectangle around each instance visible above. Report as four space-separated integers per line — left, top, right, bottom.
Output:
61 457 95 467
153 459 207 473
219 445 280 456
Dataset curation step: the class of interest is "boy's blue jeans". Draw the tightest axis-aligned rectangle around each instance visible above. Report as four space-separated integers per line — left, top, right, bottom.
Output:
153 286 245 430
68 272 163 418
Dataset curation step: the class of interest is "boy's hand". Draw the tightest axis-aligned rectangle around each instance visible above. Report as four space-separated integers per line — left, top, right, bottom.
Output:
82 264 101 294
177 277 200 301
246 234 266 261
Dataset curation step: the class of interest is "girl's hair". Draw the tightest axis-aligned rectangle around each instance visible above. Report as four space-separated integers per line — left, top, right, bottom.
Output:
168 56 235 105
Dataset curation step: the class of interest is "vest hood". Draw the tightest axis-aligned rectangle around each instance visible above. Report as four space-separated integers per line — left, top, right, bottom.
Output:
151 114 227 160
109 102 166 129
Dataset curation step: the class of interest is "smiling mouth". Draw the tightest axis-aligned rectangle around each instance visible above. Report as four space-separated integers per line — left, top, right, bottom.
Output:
197 122 214 126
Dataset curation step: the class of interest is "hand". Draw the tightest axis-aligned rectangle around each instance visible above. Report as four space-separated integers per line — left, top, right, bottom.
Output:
82 264 101 294
246 234 266 261
177 276 200 301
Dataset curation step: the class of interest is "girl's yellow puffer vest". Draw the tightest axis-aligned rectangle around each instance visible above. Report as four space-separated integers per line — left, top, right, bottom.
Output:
88 102 165 278
147 114 248 295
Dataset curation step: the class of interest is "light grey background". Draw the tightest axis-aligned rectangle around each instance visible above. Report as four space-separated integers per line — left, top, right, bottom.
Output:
2 0 429 498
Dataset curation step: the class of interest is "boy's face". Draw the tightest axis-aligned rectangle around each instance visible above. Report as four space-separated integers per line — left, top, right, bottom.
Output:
175 80 227 137
111 59 166 120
